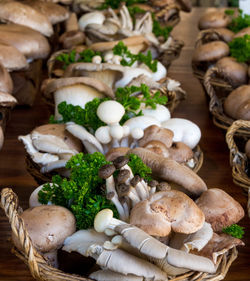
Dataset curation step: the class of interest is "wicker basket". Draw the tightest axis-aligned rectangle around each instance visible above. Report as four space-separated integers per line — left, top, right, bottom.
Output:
25 145 204 185
0 187 239 281
225 120 250 191
203 67 250 137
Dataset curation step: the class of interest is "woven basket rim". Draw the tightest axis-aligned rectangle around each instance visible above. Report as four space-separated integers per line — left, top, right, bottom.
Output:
0 188 239 281
226 120 250 191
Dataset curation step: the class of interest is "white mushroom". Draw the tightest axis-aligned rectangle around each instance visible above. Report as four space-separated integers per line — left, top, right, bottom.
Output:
123 116 161 132
140 104 171 123
78 11 105 31
29 184 54 208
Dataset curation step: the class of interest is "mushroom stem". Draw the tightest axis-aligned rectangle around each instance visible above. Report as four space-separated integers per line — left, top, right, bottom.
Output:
135 182 148 200
40 159 68 174
107 191 127 221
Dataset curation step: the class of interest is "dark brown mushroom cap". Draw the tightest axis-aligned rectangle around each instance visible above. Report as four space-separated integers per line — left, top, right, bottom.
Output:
106 147 130 162
98 164 116 179
224 85 250 120
116 183 131 198
215 57 248 88
21 0 69 25
116 169 130 184
138 125 174 148
32 123 83 153
130 175 141 187
0 42 27 71
0 62 13 94
0 1 53 37
198 11 231 30
113 155 129 169
0 24 50 59
148 179 158 188
234 26 250 38
176 0 192 12
43 77 115 99
192 41 229 62
15 205 76 253
245 139 250 158
156 182 171 191
196 188 245 232
130 190 205 236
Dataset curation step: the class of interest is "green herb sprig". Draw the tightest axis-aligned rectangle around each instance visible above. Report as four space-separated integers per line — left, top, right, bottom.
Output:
225 9 250 33
128 153 152 181
56 49 103 70
38 152 118 229
229 34 250 62
113 41 158 72
222 224 244 239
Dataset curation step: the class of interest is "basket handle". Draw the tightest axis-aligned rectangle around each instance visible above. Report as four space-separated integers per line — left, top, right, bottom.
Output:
226 120 250 167
0 188 45 280
203 66 233 114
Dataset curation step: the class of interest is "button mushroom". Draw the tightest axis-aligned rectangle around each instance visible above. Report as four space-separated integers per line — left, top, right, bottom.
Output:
12 205 76 267
198 10 231 30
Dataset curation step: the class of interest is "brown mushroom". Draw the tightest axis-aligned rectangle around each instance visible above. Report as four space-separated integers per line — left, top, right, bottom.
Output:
245 139 250 158
130 190 205 237
196 188 245 232
224 85 250 120
176 0 192 12
106 147 130 161
138 125 173 148
142 140 170 158
192 41 230 64
12 205 76 267
216 57 248 88
234 26 250 38
128 147 207 195
167 141 194 163
0 0 53 37
0 62 13 94
0 23 50 60
198 10 231 30
212 28 234 43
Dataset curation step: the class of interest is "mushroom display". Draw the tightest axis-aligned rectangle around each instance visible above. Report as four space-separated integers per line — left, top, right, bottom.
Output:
12 205 76 267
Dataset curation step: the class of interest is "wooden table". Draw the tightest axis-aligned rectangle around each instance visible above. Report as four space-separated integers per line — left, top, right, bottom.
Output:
0 7 249 281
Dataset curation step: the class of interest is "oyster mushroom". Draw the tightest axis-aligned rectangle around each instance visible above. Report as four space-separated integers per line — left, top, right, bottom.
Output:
89 269 143 281
130 190 205 237
12 205 76 267
128 147 207 195
196 188 245 232
224 85 250 120
43 77 114 120
0 0 53 37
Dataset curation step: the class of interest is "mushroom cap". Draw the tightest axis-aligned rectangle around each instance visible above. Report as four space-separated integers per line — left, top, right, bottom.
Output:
44 77 114 100
0 126 4 150
245 139 250 158
212 28 234 43
18 205 76 253
130 190 205 237
106 147 130 161
21 0 69 25
192 41 229 62
97 101 125 124
196 188 244 232
140 104 170 123
234 26 250 38
98 164 116 179
138 125 173 149
0 24 50 59
123 116 161 132
0 91 17 107
0 62 13 94
0 1 53 37
215 57 248 87
176 0 192 12
90 36 149 54
31 123 83 153
224 85 250 120
142 140 170 158
0 42 28 71
167 142 194 163
198 11 231 30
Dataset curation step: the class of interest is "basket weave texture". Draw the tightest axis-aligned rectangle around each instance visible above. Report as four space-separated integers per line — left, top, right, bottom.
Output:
0 188 239 281
203 67 250 137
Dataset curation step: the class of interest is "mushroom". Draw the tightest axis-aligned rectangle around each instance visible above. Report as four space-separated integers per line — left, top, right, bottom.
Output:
167 142 194 163
130 190 205 237
196 188 245 232
139 104 171 123
138 125 173 148
142 140 170 158
215 57 248 88
0 1 53 37
29 184 54 208
78 11 106 31
192 41 230 69
128 147 207 196
224 85 250 120
234 26 250 38
123 116 161 132
12 205 76 267
21 0 69 25
0 126 3 150
204 28 234 43
245 139 250 158
0 62 13 94
106 147 130 161
43 77 114 120
198 10 231 30
89 269 143 281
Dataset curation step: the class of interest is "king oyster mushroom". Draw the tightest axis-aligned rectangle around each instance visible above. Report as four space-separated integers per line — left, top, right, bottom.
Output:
0 0 53 37
18 124 83 174
43 77 114 120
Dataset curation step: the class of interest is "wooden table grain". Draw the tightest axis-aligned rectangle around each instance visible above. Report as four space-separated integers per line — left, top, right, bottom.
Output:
0 7 249 281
